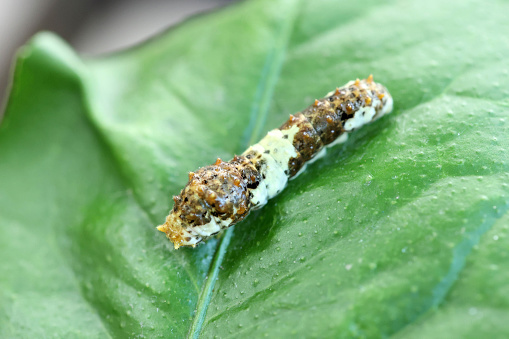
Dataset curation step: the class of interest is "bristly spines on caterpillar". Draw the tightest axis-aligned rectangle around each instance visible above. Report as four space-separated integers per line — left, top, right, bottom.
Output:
157 75 393 249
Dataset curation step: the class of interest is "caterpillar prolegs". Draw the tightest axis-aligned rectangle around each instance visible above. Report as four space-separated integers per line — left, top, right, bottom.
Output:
157 75 393 249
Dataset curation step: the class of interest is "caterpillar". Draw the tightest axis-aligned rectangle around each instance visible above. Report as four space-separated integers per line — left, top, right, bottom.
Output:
157 75 393 249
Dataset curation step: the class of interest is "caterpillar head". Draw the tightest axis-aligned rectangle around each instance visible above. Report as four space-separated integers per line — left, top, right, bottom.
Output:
157 158 250 249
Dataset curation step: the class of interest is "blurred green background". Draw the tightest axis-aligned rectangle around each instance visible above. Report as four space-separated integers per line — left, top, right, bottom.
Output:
0 0 233 104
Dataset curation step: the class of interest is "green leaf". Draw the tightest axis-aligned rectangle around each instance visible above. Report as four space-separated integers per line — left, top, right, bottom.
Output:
1 0 509 337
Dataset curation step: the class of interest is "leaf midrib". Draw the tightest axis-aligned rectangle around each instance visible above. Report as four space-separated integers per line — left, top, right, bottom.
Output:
187 1 302 337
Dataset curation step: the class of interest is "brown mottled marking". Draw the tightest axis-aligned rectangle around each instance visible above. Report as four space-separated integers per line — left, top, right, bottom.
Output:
279 113 323 176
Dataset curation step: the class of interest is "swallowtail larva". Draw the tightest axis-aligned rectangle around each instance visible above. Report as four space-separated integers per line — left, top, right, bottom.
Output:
157 75 393 249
